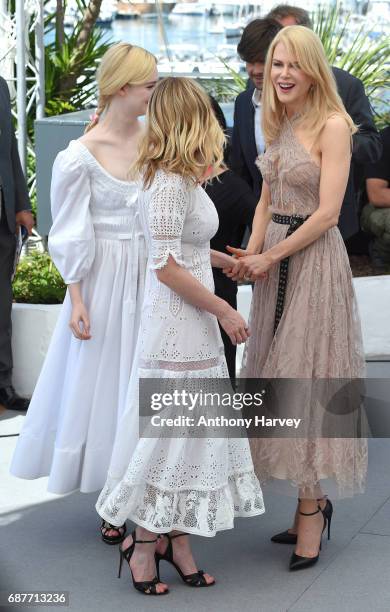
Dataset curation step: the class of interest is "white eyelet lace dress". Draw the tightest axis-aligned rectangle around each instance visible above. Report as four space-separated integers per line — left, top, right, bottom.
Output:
10 140 147 494
96 170 265 537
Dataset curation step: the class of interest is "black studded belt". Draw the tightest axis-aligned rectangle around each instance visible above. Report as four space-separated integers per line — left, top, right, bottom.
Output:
271 213 309 333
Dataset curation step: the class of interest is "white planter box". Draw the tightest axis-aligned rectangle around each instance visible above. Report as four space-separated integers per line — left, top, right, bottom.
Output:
11 303 62 398
353 275 390 361
10 275 390 398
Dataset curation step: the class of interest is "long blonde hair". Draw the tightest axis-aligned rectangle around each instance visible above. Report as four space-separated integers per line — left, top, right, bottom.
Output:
262 26 357 145
85 42 156 132
134 77 226 188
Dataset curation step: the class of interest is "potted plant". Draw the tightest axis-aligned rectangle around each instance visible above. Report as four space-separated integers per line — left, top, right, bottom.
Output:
11 250 66 398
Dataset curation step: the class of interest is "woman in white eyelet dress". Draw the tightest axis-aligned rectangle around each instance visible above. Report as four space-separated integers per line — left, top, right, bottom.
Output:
96 168 265 536
10 42 157 496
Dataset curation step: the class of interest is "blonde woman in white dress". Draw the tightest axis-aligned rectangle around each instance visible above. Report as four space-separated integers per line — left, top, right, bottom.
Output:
96 77 265 596
10 43 158 544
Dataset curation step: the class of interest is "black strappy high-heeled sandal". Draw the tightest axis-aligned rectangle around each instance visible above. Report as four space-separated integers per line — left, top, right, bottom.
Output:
100 519 127 545
118 530 169 596
155 532 215 587
289 500 333 571
271 497 333 545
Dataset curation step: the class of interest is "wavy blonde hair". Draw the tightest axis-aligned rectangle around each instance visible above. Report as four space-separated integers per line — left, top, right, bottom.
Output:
134 77 226 188
262 26 357 145
85 42 156 132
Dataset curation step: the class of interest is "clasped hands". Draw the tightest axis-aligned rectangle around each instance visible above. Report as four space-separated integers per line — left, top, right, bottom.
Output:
222 246 271 282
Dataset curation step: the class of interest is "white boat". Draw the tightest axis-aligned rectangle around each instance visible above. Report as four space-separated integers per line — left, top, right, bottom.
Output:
171 2 211 16
116 2 141 18
130 1 176 14
223 2 251 38
210 2 235 16
157 45 244 75
225 23 244 37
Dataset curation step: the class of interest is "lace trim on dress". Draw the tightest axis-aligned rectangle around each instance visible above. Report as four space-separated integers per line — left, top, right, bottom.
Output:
150 236 185 270
139 355 225 371
96 471 265 537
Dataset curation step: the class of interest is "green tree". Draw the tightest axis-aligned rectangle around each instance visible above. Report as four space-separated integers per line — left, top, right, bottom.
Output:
45 0 111 116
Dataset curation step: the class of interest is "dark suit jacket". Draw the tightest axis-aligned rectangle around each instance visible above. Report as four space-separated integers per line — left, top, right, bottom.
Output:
0 76 31 233
231 67 382 240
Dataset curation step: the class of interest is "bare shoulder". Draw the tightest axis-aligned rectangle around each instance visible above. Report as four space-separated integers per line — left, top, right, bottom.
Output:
323 114 350 137
320 115 351 152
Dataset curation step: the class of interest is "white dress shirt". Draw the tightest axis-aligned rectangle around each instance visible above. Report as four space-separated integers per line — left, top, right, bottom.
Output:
252 88 265 155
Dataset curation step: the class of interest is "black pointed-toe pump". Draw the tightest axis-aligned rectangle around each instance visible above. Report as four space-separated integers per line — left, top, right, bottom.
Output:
289 499 333 571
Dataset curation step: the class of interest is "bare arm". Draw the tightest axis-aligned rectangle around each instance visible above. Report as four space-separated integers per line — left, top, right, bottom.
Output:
68 283 91 340
156 257 249 345
246 180 272 254
210 249 236 269
366 178 390 208
225 181 272 263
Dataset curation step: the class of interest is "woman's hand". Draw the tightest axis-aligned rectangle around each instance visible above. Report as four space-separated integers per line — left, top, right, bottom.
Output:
69 302 91 340
211 250 236 270
218 304 250 346
222 245 257 278
226 245 256 258
224 253 272 281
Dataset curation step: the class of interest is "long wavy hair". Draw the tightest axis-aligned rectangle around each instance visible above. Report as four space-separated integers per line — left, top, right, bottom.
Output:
261 26 357 145
134 77 226 188
85 42 156 132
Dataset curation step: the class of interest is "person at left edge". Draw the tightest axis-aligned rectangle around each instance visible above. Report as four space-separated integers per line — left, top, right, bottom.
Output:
0 76 34 412
10 45 158 546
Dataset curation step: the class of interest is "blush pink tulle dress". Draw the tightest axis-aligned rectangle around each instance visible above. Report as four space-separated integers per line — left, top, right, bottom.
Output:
241 116 368 499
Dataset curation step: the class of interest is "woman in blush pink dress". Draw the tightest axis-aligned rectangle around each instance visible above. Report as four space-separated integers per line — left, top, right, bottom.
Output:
226 26 367 572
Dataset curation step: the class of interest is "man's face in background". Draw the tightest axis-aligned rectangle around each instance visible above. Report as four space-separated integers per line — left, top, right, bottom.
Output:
246 61 265 91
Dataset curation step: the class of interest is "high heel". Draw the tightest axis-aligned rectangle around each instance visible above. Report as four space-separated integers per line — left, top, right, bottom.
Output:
118 530 169 595
155 533 215 587
289 500 333 571
271 497 332 545
100 519 127 545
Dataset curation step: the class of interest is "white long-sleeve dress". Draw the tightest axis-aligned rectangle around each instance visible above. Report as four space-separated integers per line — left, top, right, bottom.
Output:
96 170 265 536
10 140 147 494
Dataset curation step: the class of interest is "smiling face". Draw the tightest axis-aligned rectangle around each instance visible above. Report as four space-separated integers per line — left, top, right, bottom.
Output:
270 42 313 111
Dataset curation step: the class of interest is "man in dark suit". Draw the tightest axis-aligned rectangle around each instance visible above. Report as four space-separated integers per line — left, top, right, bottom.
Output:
231 13 382 241
0 76 34 411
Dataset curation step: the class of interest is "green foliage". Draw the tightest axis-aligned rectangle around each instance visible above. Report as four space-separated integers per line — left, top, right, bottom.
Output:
44 0 111 116
376 110 390 130
13 251 66 304
312 4 389 101
26 153 37 219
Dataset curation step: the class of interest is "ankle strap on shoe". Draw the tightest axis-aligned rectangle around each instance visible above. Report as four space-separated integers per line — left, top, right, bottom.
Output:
164 532 189 540
133 529 158 544
299 505 321 516
134 538 158 543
